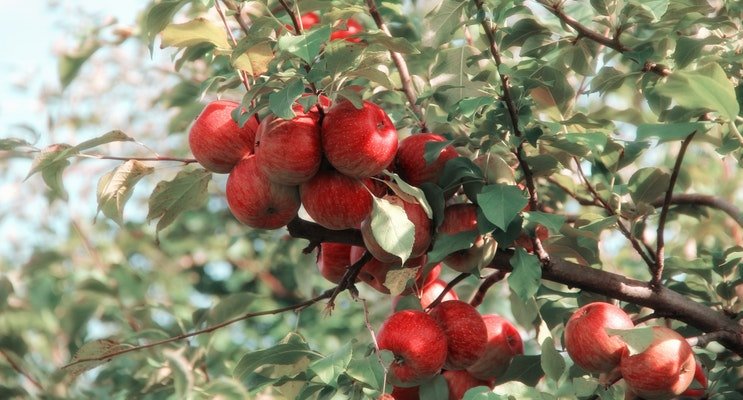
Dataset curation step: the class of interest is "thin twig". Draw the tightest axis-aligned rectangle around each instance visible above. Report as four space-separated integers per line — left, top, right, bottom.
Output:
469 269 508 307
573 158 656 268
361 298 389 394
63 289 335 369
425 273 469 311
326 251 373 312
653 132 696 289
214 0 252 91
686 330 742 348
221 0 251 36
1 349 43 391
364 0 427 132
77 154 198 164
650 193 743 227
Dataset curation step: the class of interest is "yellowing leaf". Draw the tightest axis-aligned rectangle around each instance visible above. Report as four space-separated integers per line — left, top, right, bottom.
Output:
161 18 230 50
96 160 154 225
62 339 132 378
232 42 273 76
385 267 420 297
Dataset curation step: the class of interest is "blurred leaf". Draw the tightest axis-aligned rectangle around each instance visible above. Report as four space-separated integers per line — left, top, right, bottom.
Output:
309 340 353 385
508 248 542 301
59 42 100 89
428 0 467 46
163 349 194 398
0 137 33 151
268 79 304 120
143 0 188 50
654 63 739 120
523 212 565 233
636 122 708 143
605 326 654 356
62 339 132 378
204 292 257 325
0 277 13 309
234 336 322 380
477 184 529 230
540 337 566 382
420 374 449 400
96 160 154 225
41 158 70 201
497 355 544 385
161 18 230 50
573 376 600 397
628 168 671 204
277 26 331 64
362 32 419 54
369 197 415 264
590 66 630 94
147 168 212 241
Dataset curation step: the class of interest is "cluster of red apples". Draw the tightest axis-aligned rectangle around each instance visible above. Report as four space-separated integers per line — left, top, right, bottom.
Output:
564 302 707 400
376 297 523 400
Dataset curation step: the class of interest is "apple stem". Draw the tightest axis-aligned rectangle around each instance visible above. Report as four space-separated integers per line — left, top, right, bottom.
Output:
425 273 469 311
469 269 508 308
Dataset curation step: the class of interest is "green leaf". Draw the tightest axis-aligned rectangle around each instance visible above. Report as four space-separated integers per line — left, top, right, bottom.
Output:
309 340 353 385
41 158 71 201
62 339 132 378
277 25 331 64
523 212 565 233
633 0 669 21
143 0 187 50
161 18 230 50
497 354 544 385
420 374 449 400
636 122 708 143
368 197 415 264
605 326 654 356
59 43 101 89
163 349 194 398
654 63 739 120
204 292 256 325
147 168 212 241
573 376 600 397
0 277 14 309
540 337 566 382
428 230 479 264
0 137 34 151
26 144 76 180
477 184 529 230
590 66 630 94
95 160 154 226
384 172 434 219
346 357 385 391
362 32 419 54
674 37 706 69
508 248 542 301
233 337 322 380
627 167 671 204
268 79 304 120
427 0 468 46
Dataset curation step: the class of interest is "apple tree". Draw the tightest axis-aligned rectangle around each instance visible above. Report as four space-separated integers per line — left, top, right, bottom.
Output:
2 0 743 399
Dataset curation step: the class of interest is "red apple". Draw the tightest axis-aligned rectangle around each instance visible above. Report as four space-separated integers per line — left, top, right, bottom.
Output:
442 370 495 400
429 300 488 370
680 361 707 397
321 99 398 178
389 385 419 400
254 113 321 185
301 12 320 30
422 263 442 287
395 133 459 187
438 204 497 273
330 18 363 42
226 155 300 229
466 314 523 380
620 326 696 400
350 246 425 294
563 302 634 374
419 278 459 309
300 170 373 230
377 310 448 387
361 195 432 263
188 100 258 173
316 243 352 284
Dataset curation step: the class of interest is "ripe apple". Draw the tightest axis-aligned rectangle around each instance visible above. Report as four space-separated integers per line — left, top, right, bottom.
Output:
254 113 321 185
395 133 459 187
316 243 352 284
429 300 488 370
620 326 696 400
466 314 523 380
389 385 419 400
438 204 497 273
361 195 432 263
680 361 707 397
300 170 373 230
321 99 398 178
422 263 442 287
226 155 300 229
563 302 634 374
330 18 363 42
376 310 448 387
442 370 495 400
188 100 258 173
419 278 459 309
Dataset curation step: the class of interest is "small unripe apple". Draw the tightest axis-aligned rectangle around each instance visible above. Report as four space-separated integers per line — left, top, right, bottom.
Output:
620 326 696 400
188 100 258 173
321 99 398 178
316 243 352 284
377 310 448 387
442 370 495 400
395 133 459 187
300 170 373 230
226 155 300 229
361 195 432 263
564 302 634 374
438 204 497 273
429 300 488 370
466 314 523 380
254 113 321 185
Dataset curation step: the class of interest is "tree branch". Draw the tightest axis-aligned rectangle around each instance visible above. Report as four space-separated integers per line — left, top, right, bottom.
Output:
650 193 743 228
286 218 743 356
425 273 470 311
1 349 43 391
214 0 252 91
653 132 696 289
469 269 508 308
364 0 427 132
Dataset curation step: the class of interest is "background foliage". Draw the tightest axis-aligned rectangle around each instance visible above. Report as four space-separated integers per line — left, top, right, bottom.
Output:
1 0 743 399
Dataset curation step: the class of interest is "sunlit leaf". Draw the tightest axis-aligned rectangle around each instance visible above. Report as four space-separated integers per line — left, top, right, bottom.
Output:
368 197 415 264
62 339 132 378
147 168 212 241
655 63 739 120
605 326 654 356
477 184 529 230
96 160 154 225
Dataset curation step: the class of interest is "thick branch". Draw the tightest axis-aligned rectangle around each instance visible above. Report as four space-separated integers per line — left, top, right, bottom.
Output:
653 132 695 289
286 218 743 356
364 0 427 132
